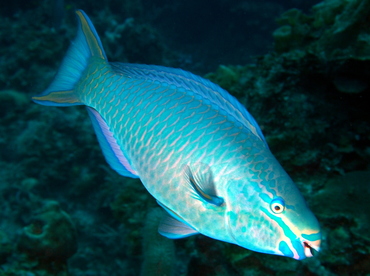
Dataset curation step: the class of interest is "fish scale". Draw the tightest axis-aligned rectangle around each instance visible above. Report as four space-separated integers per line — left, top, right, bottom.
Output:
120 80 268 239
33 10 321 260
92 66 261 237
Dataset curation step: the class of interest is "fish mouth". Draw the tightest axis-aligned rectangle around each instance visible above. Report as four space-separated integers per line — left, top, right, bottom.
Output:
302 239 320 258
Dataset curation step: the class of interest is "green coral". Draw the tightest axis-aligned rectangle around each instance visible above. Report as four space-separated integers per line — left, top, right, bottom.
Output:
0 7 68 92
0 230 13 265
110 178 157 255
310 171 370 272
140 208 175 276
0 199 76 275
0 90 29 122
313 171 370 243
274 0 370 60
18 200 77 261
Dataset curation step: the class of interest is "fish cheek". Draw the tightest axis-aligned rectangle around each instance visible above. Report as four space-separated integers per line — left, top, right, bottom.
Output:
227 208 275 252
233 202 288 252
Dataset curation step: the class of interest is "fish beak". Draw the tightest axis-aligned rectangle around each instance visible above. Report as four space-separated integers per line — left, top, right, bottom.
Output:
302 239 321 258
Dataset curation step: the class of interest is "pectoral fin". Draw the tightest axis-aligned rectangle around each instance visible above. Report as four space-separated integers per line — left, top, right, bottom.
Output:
184 163 224 206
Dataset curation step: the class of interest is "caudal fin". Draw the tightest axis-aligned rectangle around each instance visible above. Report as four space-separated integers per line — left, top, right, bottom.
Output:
32 10 107 106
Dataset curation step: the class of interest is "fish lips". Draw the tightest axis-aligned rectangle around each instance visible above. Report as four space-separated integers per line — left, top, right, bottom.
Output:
301 237 321 259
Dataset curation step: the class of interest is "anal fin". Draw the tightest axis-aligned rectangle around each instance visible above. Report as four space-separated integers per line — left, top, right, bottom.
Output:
87 107 138 178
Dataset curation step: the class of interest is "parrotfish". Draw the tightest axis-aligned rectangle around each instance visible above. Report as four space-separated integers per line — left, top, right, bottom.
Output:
33 10 321 259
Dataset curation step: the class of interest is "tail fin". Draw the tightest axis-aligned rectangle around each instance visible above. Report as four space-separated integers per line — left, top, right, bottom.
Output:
32 10 107 106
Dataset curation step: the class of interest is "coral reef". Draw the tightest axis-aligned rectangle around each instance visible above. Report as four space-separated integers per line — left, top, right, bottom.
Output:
0 229 13 265
0 193 76 274
140 208 175 276
18 200 77 260
0 6 69 93
17 200 77 272
273 0 370 60
314 171 370 241
0 90 28 118
310 171 370 274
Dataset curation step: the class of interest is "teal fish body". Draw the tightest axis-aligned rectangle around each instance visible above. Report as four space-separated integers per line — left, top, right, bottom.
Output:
33 10 321 259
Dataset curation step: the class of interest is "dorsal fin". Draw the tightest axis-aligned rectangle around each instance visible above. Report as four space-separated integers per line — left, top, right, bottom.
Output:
110 62 267 145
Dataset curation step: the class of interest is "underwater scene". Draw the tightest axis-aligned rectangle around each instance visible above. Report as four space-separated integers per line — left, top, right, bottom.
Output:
0 0 369 275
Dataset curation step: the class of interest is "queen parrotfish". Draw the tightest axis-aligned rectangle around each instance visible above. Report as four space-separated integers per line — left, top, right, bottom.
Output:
33 10 321 259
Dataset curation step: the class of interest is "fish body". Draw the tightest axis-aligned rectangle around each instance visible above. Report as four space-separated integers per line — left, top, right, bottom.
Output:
33 10 321 259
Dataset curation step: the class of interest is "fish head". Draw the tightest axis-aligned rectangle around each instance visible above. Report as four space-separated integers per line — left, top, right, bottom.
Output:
225 171 321 260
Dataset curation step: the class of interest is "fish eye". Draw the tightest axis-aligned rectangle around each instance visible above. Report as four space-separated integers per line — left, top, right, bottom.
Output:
270 198 285 214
